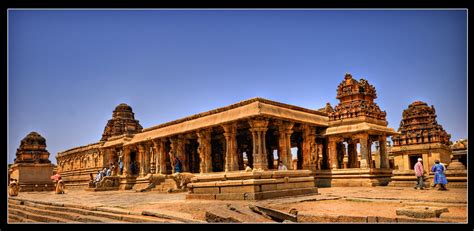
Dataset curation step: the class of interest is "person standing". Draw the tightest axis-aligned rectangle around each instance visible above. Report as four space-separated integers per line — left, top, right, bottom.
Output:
278 161 288 171
174 156 182 173
431 160 448 190
414 158 425 189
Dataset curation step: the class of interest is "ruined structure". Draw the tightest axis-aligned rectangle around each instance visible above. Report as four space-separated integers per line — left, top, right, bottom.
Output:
9 132 55 191
445 139 467 188
315 73 398 186
55 73 409 197
389 101 452 187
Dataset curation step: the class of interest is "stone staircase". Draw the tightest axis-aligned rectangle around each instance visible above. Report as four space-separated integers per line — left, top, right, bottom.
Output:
7 197 183 223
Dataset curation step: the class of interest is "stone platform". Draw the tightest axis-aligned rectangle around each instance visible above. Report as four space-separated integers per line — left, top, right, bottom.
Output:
186 170 318 200
314 168 393 187
388 170 431 188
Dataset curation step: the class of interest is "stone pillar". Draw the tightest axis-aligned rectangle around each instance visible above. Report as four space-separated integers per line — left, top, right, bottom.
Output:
177 136 187 172
276 120 294 170
197 128 213 173
122 146 131 177
328 136 338 169
137 144 146 177
302 124 317 171
358 134 369 168
379 135 389 168
249 118 269 170
222 123 239 172
347 140 357 168
152 139 166 174
150 143 156 174
170 137 177 174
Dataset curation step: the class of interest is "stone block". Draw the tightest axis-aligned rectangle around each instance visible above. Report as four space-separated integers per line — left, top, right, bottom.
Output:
396 206 449 218
367 216 377 223
261 184 277 191
276 182 314 190
377 216 396 223
215 193 247 200
192 174 226 182
242 178 280 185
225 172 259 180
336 215 367 223
216 180 243 187
220 185 260 193
288 176 315 183
186 194 216 200
188 181 217 187
193 187 220 194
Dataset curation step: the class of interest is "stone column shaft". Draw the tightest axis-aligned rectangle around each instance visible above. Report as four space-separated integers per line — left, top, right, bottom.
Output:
249 118 269 170
222 123 239 172
328 137 338 169
277 121 294 170
302 124 317 171
122 146 131 177
379 135 389 168
359 135 369 168
138 144 146 177
197 129 212 173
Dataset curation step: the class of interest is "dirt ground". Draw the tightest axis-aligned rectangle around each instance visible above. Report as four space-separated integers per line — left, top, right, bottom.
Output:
10 186 467 223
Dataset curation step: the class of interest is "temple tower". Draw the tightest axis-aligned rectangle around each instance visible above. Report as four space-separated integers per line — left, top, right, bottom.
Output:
389 101 452 187
9 132 55 192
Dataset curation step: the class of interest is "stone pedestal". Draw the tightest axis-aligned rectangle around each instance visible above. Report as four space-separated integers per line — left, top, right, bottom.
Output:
444 159 467 188
9 163 55 192
314 168 393 187
186 170 318 200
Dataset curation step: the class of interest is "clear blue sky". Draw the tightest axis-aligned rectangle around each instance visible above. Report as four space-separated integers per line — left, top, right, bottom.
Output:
8 10 467 164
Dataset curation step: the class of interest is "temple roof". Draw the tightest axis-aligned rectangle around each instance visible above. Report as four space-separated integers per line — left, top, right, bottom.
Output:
125 97 329 146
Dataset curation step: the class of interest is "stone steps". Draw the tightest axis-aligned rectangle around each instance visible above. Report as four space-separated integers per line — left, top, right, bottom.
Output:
8 213 38 223
8 198 178 223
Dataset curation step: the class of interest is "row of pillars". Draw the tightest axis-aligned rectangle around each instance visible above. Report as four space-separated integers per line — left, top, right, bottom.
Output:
105 118 327 177
327 134 389 169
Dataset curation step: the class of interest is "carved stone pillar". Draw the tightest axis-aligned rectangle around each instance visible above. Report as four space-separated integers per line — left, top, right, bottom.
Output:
302 124 317 171
357 134 369 168
197 128 212 173
149 144 156 174
156 139 168 174
222 123 238 172
249 118 269 170
137 143 146 177
347 140 357 168
122 146 131 177
170 137 177 174
276 121 294 170
177 136 187 172
327 136 339 169
379 135 389 168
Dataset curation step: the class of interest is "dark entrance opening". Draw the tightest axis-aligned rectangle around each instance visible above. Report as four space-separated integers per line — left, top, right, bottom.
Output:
130 151 138 175
211 137 225 172
409 154 422 170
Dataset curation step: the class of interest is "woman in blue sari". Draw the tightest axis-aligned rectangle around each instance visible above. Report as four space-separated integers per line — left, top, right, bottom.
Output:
431 160 448 190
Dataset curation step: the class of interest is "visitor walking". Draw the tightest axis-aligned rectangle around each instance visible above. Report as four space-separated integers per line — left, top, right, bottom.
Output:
414 158 425 189
431 160 448 190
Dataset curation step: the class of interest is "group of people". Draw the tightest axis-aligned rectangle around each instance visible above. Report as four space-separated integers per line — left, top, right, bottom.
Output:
414 158 448 190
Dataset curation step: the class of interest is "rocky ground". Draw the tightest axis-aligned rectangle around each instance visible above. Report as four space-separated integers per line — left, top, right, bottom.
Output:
9 186 467 223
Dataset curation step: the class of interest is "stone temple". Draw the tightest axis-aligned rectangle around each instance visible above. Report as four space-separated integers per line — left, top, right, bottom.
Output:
389 101 452 187
52 73 463 199
9 132 55 192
